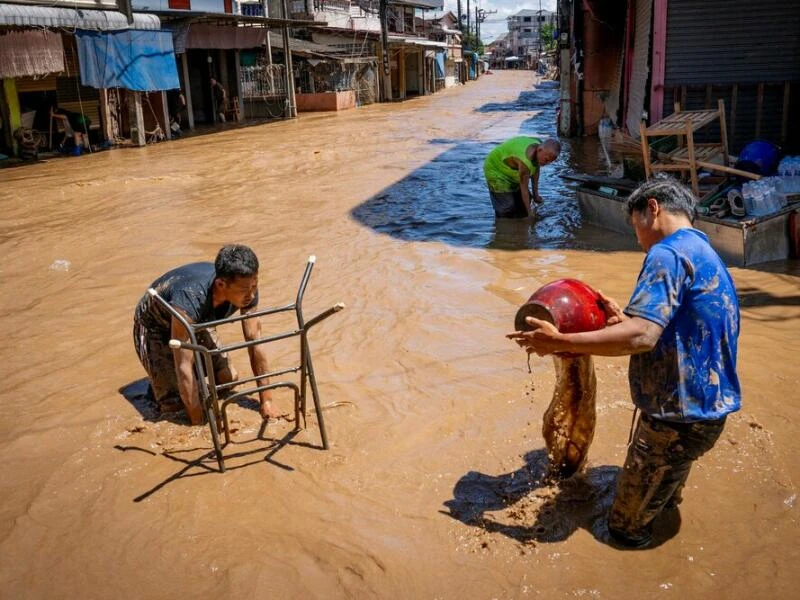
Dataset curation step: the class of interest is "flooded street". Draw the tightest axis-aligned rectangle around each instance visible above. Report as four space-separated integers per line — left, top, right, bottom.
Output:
1 71 799 598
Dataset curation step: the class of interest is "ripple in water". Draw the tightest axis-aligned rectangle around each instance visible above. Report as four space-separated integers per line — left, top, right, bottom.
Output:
351 83 605 251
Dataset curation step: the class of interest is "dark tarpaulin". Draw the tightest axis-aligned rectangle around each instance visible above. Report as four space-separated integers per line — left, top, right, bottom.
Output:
76 29 180 92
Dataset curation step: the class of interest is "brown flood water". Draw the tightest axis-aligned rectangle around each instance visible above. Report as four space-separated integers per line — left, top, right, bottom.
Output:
1 71 799 598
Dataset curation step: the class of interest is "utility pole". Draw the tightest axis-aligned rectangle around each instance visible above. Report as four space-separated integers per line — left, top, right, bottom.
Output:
466 0 470 37
280 0 296 117
379 0 391 101
476 8 495 46
457 0 462 31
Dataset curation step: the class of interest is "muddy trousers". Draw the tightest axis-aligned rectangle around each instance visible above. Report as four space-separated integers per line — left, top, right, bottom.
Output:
133 319 230 412
488 187 529 218
608 412 727 546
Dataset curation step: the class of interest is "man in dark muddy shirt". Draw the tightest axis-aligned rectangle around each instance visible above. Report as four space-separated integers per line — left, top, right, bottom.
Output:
508 176 741 548
133 244 279 425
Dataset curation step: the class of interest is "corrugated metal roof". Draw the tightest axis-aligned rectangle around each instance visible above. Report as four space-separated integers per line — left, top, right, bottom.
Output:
269 36 375 61
0 5 161 30
390 0 443 10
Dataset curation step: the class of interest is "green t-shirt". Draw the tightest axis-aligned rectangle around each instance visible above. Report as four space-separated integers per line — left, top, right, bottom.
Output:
483 136 540 193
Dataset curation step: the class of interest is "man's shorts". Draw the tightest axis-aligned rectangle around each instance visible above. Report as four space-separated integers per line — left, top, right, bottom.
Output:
608 412 727 547
133 319 230 412
488 187 529 218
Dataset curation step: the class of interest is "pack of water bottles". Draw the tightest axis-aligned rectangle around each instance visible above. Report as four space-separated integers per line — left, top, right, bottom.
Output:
776 156 800 194
741 178 787 217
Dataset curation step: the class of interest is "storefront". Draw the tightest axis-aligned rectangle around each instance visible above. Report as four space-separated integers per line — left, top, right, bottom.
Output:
0 5 171 157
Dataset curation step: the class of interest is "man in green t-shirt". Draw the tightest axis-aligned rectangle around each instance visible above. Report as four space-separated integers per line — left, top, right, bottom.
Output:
483 137 561 218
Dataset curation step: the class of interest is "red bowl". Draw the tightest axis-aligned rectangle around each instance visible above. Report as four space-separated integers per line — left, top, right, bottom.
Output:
514 278 607 333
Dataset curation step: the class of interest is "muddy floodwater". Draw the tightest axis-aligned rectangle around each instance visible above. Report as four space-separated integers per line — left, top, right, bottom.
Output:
1 71 799 598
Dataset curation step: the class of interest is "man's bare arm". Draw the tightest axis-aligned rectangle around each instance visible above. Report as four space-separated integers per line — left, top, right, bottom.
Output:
532 166 543 204
240 307 279 419
507 315 663 357
170 314 205 425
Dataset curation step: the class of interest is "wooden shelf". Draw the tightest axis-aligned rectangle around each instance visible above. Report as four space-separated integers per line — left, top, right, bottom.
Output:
644 109 719 136
651 145 725 169
640 99 730 199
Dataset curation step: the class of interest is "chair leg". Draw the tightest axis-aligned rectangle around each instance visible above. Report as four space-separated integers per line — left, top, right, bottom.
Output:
304 345 329 450
207 403 225 472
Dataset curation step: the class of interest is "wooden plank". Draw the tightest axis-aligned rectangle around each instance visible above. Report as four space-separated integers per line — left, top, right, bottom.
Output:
686 121 700 197
640 120 652 179
672 157 761 180
755 82 764 139
730 84 738 145
718 98 729 166
782 82 791 143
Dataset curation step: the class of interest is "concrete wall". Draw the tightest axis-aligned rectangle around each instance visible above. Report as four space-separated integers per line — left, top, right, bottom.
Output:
296 90 356 112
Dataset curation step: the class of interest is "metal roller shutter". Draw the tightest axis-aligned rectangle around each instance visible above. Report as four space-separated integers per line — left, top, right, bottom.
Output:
665 0 800 86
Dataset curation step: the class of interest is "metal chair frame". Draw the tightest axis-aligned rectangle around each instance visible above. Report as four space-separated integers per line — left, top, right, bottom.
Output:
148 255 344 472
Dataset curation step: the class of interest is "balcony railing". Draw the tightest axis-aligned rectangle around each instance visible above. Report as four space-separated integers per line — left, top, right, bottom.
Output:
314 0 351 11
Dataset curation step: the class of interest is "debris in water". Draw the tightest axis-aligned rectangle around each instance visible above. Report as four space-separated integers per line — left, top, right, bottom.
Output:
49 259 71 272
784 493 796 508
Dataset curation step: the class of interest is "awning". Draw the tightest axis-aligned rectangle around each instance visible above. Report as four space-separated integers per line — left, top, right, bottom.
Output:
184 24 266 50
269 36 375 62
76 29 180 91
388 36 448 48
0 5 160 31
396 0 444 9
0 30 64 79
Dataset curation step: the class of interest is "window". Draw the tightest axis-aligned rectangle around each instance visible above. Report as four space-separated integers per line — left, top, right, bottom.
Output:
523 16 531 22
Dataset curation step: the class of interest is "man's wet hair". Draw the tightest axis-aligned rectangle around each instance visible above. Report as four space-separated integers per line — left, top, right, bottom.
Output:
215 244 259 280
626 175 697 221
542 138 561 156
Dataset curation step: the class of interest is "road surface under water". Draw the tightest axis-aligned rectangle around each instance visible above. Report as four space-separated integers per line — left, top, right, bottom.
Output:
1 71 799 599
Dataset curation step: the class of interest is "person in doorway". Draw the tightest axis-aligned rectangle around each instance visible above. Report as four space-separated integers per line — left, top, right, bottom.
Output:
483 137 561 218
210 77 228 123
133 244 280 425
507 175 741 548
50 104 91 155
168 88 187 136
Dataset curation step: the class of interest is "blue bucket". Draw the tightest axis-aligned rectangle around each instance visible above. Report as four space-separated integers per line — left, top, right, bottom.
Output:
735 140 780 176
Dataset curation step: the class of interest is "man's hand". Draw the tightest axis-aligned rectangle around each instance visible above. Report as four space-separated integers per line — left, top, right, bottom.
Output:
533 193 544 205
506 316 564 356
597 289 628 325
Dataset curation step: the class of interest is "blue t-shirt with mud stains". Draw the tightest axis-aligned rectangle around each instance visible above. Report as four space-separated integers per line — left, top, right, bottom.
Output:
624 228 741 421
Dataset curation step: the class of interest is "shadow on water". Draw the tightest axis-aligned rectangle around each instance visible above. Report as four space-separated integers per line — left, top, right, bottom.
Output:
351 81 624 251
441 448 680 550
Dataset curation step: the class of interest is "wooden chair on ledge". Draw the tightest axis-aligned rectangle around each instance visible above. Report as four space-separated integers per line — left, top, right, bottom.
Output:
224 96 241 123
639 99 760 200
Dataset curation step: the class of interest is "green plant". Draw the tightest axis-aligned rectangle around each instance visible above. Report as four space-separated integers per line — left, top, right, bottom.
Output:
462 32 484 55
540 23 557 52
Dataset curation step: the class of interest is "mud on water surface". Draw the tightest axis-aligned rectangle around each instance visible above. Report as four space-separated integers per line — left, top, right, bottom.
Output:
1 71 799 599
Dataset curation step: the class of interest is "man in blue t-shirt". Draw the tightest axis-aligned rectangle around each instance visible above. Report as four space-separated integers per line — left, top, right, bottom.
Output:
508 176 741 548
134 245 279 425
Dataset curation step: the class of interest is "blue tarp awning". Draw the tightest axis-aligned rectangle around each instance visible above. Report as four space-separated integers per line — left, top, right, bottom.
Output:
434 52 445 78
76 29 180 92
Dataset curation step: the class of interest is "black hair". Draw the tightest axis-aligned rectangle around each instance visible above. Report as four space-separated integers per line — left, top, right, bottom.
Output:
626 175 697 221
214 244 259 280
